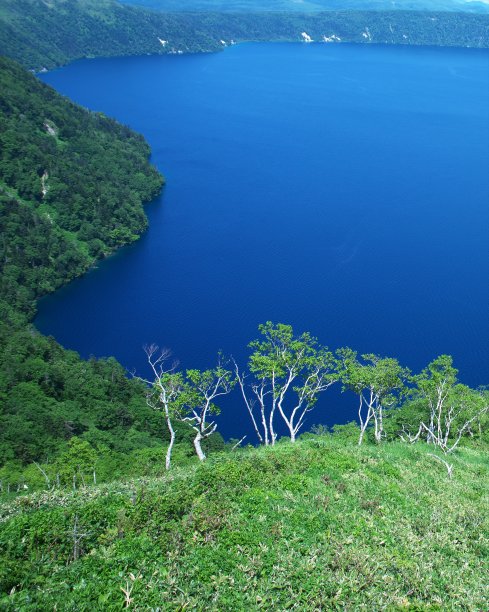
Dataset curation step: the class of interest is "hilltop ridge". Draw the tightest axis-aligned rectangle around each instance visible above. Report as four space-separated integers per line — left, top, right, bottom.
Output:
120 0 489 13
1 0 488 70
1 435 488 608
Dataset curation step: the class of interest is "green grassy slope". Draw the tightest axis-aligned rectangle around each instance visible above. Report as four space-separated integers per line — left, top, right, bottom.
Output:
1 436 488 609
0 0 488 70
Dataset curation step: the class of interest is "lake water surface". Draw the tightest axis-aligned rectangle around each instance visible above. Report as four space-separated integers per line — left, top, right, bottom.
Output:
37 43 489 439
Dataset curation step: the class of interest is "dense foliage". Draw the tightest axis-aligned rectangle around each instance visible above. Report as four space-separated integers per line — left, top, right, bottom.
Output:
0 0 488 70
0 56 162 313
2 320 487 492
0 8 487 607
121 0 489 14
0 436 487 609
0 55 166 469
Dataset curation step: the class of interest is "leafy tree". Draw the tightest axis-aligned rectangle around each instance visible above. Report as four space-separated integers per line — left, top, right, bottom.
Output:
401 356 488 453
181 358 235 461
55 437 98 488
236 322 337 444
337 349 410 444
144 345 187 470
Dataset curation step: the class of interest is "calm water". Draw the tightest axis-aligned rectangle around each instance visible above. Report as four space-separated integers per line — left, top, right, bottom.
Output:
37 43 489 439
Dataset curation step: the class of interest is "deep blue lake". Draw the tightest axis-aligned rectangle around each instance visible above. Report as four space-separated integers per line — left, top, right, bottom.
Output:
37 43 489 440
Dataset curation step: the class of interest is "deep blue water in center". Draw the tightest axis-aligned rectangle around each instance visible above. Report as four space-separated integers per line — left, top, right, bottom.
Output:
36 43 489 440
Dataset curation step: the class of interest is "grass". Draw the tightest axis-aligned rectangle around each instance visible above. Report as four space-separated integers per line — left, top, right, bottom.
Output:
1 436 488 609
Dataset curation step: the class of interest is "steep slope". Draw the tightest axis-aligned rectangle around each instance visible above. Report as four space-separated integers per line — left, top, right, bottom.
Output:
0 55 163 317
0 56 165 465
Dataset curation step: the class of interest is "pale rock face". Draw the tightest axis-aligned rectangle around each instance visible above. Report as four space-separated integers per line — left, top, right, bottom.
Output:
362 27 372 41
44 120 58 137
41 170 49 199
323 34 341 43
301 32 313 43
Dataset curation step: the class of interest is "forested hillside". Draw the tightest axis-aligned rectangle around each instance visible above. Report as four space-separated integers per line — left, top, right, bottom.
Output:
0 56 166 469
121 0 489 13
0 57 162 310
0 0 488 70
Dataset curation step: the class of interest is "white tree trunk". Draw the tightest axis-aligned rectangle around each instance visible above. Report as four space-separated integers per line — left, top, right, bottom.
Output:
235 365 265 444
269 407 277 445
358 420 369 445
194 432 206 461
165 413 176 471
376 405 384 442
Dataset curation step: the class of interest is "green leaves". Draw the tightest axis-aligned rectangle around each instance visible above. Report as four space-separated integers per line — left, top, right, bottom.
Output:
414 354 458 396
0 57 165 468
242 323 338 443
249 322 334 383
404 355 489 452
183 362 235 418
337 348 410 399
146 349 235 462
336 349 411 443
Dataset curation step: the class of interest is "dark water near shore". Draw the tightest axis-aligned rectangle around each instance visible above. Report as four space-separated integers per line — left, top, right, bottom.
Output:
37 43 489 439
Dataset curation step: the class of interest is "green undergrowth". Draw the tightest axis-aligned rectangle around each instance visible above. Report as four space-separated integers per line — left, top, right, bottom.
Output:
1 436 488 609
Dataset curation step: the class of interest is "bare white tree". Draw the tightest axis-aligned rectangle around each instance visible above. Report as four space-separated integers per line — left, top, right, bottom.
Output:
143 344 184 470
234 363 273 445
33 461 51 489
70 515 91 562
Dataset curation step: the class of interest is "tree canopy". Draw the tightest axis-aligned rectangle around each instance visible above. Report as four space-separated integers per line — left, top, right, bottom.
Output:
0 56 164 467
0 0 488 71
